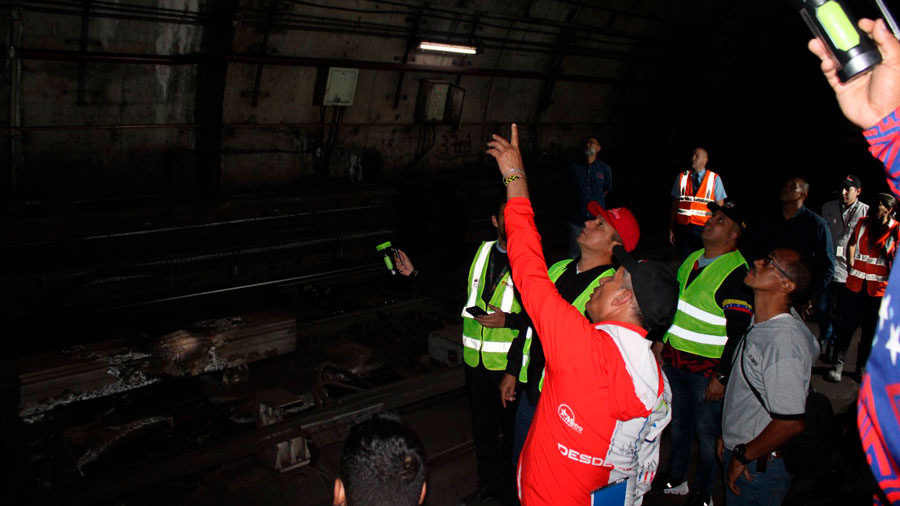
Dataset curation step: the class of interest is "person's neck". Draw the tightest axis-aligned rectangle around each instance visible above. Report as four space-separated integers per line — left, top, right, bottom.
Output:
752 294 791 323
587 153 598 165
577 250 612 272
880 213 892 225
843 198 857 209
693 166 705 174
496 238 507 252
782 200 803 220
702 243 735 259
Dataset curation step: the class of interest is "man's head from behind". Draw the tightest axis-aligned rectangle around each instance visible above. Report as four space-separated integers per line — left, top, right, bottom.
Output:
744 248 812 309
334 413 426 506
584 246 678 334
491 201 507 243
580 202 640 257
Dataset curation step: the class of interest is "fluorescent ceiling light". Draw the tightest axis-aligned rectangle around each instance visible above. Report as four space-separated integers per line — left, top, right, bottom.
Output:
418 41 478 54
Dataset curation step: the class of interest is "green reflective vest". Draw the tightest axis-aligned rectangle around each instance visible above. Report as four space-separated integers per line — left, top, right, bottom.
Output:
520 259 614 387
663 249 748 358
461 241 523 371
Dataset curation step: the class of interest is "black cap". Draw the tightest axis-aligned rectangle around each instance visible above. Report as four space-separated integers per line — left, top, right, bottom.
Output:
612 245 679 333
707 199 747 231
841 174 862 189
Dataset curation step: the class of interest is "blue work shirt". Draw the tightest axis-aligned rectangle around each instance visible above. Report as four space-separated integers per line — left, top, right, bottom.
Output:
567 158 612 225
747 205 836 294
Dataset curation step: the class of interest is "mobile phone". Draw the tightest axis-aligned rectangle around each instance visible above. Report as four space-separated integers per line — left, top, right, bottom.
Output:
466 306 488 317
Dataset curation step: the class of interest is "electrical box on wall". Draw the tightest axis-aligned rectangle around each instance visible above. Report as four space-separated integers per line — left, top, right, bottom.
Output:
313 67 358 106
415 80 465 126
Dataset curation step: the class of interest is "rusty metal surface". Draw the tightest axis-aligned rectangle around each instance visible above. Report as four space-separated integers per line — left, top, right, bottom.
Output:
16 365 465 506
18 312 297 422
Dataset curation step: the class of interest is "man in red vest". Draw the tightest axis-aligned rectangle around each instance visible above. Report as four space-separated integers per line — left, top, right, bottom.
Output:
827 193 899 382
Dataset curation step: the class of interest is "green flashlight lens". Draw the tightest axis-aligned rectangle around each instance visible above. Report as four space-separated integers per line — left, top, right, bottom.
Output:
817 1 860 51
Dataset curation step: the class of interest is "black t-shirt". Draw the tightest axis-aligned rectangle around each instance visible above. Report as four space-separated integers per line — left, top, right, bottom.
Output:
506 257 614 405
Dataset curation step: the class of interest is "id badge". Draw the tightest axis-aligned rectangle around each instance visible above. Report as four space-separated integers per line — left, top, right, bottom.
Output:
836 245 844 258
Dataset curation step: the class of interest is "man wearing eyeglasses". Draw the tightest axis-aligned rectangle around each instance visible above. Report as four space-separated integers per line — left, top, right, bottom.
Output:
717 248 819 506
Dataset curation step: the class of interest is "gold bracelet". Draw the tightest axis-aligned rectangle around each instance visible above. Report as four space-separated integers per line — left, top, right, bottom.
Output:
503 174 525 186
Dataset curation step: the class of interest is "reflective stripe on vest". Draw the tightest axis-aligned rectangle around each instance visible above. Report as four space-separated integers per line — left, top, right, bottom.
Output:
461 241 523 371
676 171 718 226
847 219 898 296
521 259 614 388
664 249 747 358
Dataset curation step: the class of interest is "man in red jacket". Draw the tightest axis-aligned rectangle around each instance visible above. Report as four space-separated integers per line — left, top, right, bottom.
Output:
487 127 679 506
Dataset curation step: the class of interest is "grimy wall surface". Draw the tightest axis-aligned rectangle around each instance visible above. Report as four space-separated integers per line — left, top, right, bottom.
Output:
1 0 890 206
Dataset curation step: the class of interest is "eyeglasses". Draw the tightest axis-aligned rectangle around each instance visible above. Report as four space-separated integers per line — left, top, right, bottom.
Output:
762 256 793 281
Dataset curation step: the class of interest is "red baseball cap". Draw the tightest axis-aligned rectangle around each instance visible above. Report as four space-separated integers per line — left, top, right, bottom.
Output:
587 201 640 252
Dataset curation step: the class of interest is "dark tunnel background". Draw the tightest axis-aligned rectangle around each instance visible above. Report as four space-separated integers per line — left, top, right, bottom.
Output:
0 0 897 504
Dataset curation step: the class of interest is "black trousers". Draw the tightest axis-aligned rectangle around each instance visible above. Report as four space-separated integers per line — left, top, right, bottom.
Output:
834 286 881 371
465 362 518 494
675 223 705 263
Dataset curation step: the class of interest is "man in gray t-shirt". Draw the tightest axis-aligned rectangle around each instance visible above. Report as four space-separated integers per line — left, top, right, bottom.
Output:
719 248 819 506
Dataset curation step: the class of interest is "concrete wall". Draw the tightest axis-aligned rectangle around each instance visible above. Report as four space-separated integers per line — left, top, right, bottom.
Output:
2 0 865 204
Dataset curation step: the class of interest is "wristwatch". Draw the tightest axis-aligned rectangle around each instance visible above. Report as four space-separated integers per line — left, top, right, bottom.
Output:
715 372 728 384
732 443 751 465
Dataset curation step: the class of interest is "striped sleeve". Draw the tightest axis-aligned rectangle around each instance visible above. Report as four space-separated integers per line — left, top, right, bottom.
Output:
864 108 900 198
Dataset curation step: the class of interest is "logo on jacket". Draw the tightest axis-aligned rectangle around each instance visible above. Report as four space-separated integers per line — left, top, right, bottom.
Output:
558 404 583 433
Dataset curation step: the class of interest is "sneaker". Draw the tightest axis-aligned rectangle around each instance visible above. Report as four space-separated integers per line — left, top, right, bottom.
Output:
683 491 713 506
826 363 843 383
649 473 689 495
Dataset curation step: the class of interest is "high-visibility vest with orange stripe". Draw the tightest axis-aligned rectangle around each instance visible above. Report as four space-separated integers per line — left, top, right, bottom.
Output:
847 219 899 297
676 170 720 226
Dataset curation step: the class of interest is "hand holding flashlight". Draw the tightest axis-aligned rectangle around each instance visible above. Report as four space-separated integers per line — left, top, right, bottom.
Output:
809 18 900 129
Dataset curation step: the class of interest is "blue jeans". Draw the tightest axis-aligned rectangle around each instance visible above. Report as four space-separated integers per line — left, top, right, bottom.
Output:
663 366 722 496
513 394 537 465
815 281 843 344
722 448 791 506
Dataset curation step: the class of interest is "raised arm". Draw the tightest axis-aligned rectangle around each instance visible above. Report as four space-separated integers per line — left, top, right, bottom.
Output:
486 125 597 365
808 18 900 129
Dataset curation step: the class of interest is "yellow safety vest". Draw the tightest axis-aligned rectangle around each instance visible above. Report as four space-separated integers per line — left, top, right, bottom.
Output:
461 241 524 371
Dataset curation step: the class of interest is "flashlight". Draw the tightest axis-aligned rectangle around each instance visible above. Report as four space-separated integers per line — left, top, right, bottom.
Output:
800 0 899 82
375 241 399 275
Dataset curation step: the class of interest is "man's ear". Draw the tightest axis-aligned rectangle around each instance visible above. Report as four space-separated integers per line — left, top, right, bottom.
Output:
419 481 427 505
334 478 346 506
491 215 499 229
778 278 796 296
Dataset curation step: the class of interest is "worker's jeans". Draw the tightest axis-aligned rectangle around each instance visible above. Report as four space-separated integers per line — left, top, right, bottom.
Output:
664 366 721 496
722 448 791 506
512 393 537 465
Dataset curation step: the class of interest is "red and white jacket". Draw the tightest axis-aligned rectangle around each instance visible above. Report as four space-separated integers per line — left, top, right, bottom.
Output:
505 197 672 506
846 217 899 297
